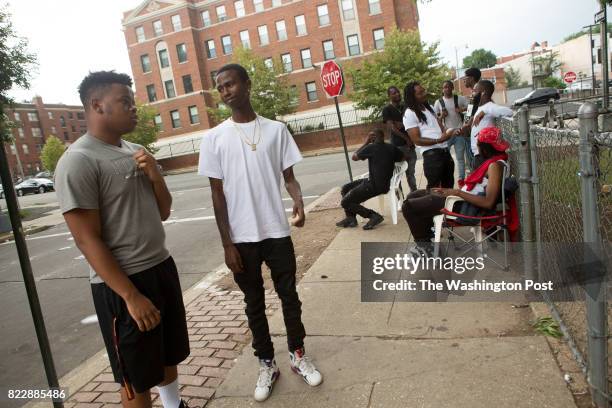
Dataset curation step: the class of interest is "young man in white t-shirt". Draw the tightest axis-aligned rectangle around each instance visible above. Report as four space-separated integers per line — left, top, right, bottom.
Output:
433 80 469 184
470 80 513 168
403 81 456 189
198 64 322 402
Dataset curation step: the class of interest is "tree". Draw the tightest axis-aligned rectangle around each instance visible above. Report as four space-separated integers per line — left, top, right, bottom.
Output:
207 47 297 122
504 66 523 89
462 48 497 69
531 51 562 78
346 29 451 120
40 136 66 173
542 76 567 90
563 23 612 42
123 104 159 153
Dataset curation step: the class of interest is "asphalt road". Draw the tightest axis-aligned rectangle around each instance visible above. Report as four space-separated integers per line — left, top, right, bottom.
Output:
0 152 367 402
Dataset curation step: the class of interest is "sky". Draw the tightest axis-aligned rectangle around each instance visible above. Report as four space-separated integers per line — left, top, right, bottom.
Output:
5 0 607 106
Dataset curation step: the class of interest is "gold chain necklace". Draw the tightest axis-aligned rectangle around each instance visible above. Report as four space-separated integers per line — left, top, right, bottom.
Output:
232 116 262 151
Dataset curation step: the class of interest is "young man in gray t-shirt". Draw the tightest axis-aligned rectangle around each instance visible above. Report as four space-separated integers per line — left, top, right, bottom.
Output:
54 71 190 408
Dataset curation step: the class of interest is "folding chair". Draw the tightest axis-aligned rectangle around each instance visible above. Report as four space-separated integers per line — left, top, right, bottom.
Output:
377 161 408 225
432 162 514 270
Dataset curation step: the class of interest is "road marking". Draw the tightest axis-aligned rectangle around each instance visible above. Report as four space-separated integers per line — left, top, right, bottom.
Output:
80 314 98 325
282 195 319 201
58 246 72 251
171 187 207 194
74 255 85 260
163 215 216 224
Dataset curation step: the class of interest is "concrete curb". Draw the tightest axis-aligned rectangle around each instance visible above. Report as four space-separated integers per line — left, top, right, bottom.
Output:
0 225 52 244
28 185 340 407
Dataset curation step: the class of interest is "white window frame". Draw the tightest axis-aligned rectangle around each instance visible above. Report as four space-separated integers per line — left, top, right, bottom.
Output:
136 26 145 42
368 0 381 15
234 1 246 17
373 28 385 50
258 25 269 46
206 39 217 58
221 35 233 55
294 15 307 36
239 30 251 48
347 34 360 56
188 106 200 124
153 20 163 36
306 82 318 102
317 4 330 26
323 40 335 60
275 20 287 41
301 48 312 68
164 80 176 98
341 0 355 20
171 14 182 31
216 5 227 21
176 43 188 63
254 0 264 12
170 110 181 128
201 10 211 27
281 53 293 73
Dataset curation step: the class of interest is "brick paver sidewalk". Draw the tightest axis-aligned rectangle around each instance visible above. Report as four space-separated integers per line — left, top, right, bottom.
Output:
64 286 279 408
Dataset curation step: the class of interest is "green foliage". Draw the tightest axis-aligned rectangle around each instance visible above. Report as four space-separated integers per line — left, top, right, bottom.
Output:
505 66 522 89
0 4 37 147
531 51 562 78
207 47 297 122
123 104 159 153
40 136 66 173
563 23 612 42
542 76 567 89
532 317 562 338
462 48 497 69
346 28 451 120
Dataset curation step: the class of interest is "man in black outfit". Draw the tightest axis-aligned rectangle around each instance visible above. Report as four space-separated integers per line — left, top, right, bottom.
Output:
336 129 404 230
382 86 417 192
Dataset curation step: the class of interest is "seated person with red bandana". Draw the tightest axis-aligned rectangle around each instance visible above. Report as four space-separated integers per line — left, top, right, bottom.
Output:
401 127 511 255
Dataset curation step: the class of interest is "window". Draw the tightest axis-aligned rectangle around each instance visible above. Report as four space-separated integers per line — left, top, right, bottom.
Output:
368 0 381 14
258 25 269 46
71 124 76 132
272 0 281 6
68 112 73 119
306 82 318 101
210 71 218 86
171 14 182 31
10 145 16 155
234 1 245 17
153 20 163 36
14 112 20 121
60 116 66 127
80 126 86 134
300 48 312 68
141 54 151 72
254 0 264 12
136 26 145 42
170 110 181 128
146 84 157 102
63 131 69 140
206 39 217 58
323 40 335 60
264 58 273 69
164 80 176 98
341 0 355 20
275 20 287 41
373 28 385 50
182 75 193 93
202 10 211 27
317 4 330 26
347 34 360 56
295 15 307 36
18 128 24 138
47 111 53 119
22 144 29 155
188 106 200 124
176 43 188 63
290 85 298 106
154 114 163 131
281 53 292 72
36 144 43 153
50 126 56 135
216 5 227 21
240 30 251 48
32 128 42 137
77 112 84 120
221 35 232 54
27 112 39 121
158 49 170 68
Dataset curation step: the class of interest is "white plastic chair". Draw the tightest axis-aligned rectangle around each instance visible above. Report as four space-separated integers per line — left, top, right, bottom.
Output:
378 161 408 225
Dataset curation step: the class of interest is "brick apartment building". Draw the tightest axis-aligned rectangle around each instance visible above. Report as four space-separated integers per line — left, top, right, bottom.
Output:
122 0 419 141
2 97 87 180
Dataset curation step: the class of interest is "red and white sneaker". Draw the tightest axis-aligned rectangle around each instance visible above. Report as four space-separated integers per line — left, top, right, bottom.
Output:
289 348 323 386
254 359 280 402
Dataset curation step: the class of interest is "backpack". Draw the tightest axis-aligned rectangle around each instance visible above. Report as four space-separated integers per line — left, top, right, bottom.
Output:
438 94 465 122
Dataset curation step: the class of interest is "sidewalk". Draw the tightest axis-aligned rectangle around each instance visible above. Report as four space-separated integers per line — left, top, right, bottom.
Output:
50 159 578 408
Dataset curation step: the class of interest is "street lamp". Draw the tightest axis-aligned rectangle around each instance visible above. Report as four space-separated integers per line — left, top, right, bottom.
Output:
454 45 468 93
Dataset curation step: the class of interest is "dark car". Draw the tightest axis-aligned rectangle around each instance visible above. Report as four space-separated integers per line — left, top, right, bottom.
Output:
14 178 55 196
513 87 560 107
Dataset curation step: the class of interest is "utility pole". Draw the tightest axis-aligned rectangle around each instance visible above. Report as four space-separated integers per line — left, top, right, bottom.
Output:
599 4 609 108
584 25 596 90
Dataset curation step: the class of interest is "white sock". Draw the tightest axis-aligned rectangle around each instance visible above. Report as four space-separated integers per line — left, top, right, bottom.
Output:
157 378 181 408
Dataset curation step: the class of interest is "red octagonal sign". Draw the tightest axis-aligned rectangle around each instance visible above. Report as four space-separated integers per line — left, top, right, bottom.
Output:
320 60 344 98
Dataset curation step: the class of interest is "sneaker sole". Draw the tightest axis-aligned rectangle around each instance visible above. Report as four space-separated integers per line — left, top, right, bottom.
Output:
290 365 323 387
255 370 280 402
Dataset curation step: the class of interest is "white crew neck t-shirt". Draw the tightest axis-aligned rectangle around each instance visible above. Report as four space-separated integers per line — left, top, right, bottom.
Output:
403 108 448 154
198 115 302 243
470 102 513 155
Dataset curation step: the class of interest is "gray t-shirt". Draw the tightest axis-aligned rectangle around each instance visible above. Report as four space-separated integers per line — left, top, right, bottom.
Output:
54 133 169 283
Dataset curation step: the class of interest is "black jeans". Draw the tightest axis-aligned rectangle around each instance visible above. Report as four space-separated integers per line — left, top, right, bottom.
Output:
422 148 455 189
398 145 418 192
234 237 305 360
340 179 379 218
401 190 446 243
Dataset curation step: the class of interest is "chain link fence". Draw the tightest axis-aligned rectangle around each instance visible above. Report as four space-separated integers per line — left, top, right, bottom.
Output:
500 103 611 407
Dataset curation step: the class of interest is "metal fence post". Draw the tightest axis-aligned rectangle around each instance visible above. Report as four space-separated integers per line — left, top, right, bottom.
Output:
516 106 536 280
577 101 609 407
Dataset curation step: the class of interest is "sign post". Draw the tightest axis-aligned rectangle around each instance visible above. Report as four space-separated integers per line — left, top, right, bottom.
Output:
563 71 577 84
320 60 353 182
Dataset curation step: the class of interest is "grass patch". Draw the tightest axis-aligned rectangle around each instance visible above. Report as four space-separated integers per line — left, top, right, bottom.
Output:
532 316 563 338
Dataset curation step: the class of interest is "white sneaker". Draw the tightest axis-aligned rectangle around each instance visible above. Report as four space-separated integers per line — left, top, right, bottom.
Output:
289 348 323 386
254 359 280 402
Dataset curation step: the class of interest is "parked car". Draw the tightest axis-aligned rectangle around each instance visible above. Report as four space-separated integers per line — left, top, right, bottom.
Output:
513 87 560 107
14 178 54 196
34 171 53 179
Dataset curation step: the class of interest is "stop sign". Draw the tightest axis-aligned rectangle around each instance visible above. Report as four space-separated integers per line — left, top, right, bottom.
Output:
563 71 577 84
320 60 344 98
